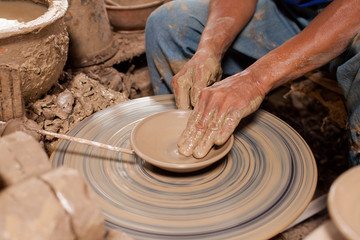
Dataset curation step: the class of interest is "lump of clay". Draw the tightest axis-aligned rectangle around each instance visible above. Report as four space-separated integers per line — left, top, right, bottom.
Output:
0 131 50 187
40 167 107 240
0 177 75 240
1 117 41 140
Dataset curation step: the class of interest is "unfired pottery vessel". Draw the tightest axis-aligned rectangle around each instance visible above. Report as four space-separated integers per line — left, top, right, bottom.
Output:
0 0 69 104
65 0 118 67
130 110 234 172
106 0 165 31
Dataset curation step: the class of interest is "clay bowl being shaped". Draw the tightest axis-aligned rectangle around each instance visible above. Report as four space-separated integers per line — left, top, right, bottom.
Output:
105 0 165 31
328 165 360 240
0 0 69 103
130 110 234 172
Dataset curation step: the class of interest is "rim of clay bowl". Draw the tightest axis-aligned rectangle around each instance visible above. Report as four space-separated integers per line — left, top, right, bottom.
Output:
105 0 164 10
0 0 68 39
129 110 235 172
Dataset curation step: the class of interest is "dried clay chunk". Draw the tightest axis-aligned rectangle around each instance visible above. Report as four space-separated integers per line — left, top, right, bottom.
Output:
0 177 75 240
40 167 107 240
0 131 50 186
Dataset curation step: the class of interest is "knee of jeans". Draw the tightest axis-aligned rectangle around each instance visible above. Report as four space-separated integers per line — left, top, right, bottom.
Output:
146 2 179 36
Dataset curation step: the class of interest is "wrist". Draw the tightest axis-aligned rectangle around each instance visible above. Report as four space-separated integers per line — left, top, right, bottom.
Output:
193 48 223 63
241 66 275 96
196 42 225 61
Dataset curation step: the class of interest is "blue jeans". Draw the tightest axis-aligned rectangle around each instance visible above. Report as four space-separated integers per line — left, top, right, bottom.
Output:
145 0 360 166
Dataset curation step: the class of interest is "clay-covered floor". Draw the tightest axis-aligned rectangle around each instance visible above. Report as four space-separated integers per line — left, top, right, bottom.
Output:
32 31 350 239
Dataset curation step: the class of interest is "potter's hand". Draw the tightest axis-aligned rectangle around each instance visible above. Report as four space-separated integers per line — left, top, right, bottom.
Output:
178 71 266 158
170 50 222 110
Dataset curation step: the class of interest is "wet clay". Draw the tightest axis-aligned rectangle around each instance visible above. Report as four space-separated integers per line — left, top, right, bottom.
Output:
0 1 47 28
0 0 69 104
130 110 234 172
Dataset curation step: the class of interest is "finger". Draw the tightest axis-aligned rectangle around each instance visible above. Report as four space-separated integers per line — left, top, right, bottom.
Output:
193 111 226 158
190 66 211 108
172 70 193 110
190 82 207 108
215 109 243 146
178 105 215 157
177 108 201 147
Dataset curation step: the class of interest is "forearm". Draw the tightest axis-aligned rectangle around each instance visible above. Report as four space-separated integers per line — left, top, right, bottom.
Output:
197 0 258 60
247 0 360 93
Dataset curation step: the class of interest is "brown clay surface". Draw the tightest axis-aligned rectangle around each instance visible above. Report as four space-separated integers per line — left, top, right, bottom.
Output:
26 72 128 153
130 110 234 172
0 131 50 187
0 0 69 104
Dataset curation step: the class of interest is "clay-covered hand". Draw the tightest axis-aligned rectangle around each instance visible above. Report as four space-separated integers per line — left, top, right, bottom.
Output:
170 50 222 110
178 71 266 158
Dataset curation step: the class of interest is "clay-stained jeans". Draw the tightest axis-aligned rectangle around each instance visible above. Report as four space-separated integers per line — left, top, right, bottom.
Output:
145 0 360 166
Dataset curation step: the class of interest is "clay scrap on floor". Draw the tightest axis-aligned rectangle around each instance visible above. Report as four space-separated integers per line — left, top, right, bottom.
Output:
25 72 128 154
0 131 134 240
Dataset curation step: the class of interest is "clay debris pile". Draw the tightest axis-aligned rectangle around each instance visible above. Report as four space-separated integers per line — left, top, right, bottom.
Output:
0 131 133 240
26 73 128 152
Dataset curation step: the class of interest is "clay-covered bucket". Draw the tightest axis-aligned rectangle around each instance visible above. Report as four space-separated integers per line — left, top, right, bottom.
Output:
0 0 69 104
65 0 118 68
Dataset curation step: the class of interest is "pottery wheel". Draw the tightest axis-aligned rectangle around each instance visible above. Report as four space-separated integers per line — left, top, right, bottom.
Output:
50 94 317 240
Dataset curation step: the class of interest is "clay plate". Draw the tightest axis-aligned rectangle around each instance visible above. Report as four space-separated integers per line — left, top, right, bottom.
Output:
50 95 317 240
130 110 234 172
328 165 360 240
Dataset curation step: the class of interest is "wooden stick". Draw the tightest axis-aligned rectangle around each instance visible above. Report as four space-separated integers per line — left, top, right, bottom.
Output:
0 122 134 155
36 129 134 155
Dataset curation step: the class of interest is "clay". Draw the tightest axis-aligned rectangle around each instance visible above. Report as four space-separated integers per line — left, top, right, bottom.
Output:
129 67 154 98
106 0 164 31
0 1 47 29
0 67 24 121
85 67 130 94
0 131 50 187
0 0 69 103
0 177 75 240
41 167 107 240
327 166 360 240
27 73 128 153
1 117 41 140
130 110 234 172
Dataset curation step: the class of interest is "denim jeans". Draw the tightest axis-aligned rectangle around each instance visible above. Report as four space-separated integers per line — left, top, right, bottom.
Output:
145 0 360 166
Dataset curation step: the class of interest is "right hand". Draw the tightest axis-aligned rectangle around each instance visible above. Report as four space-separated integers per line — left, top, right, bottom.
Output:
170 50 222 110
177 70 266 158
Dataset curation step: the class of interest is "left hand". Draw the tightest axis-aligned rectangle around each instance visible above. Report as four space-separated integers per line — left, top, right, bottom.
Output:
177 71 266 158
